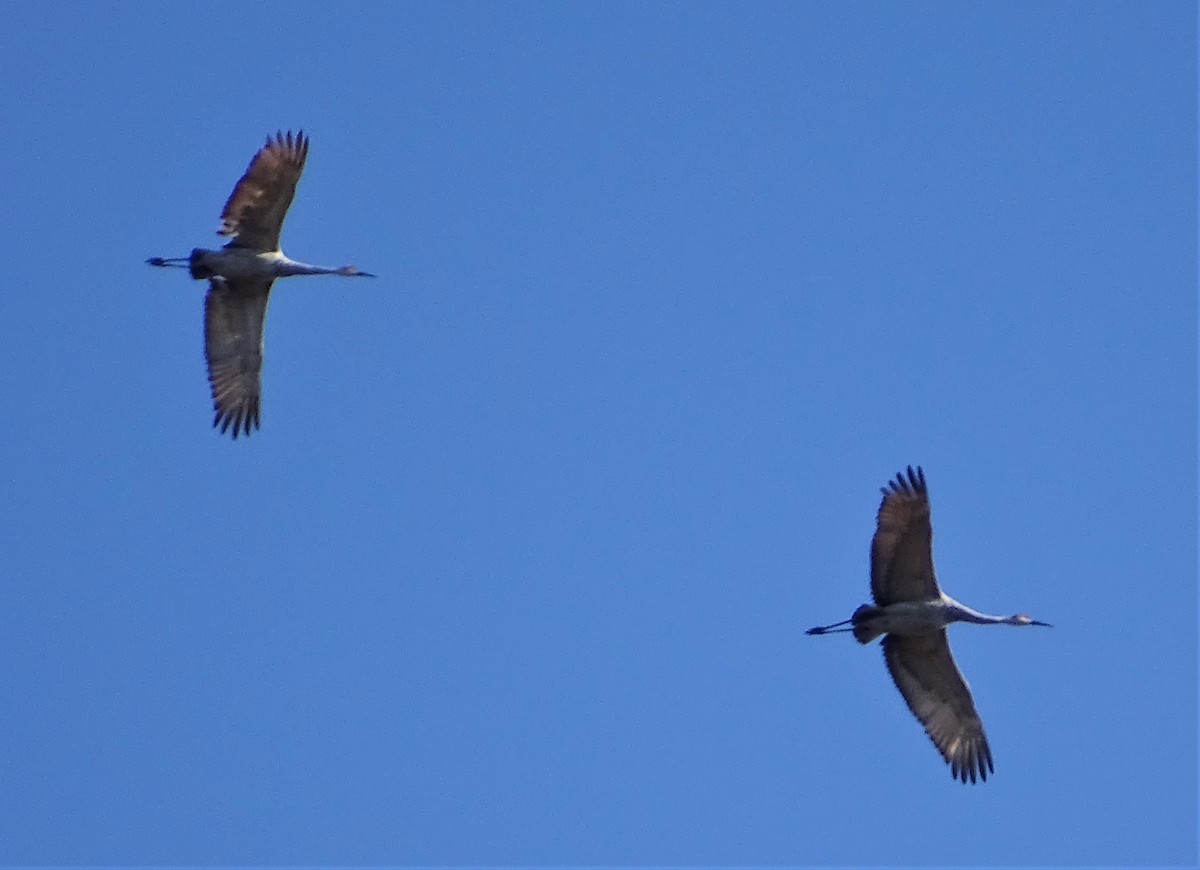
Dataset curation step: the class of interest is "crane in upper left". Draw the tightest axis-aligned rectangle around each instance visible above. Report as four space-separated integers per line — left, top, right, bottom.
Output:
148 130 375 439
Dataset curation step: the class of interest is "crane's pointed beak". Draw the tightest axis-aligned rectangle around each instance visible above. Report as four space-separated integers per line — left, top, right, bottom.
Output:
1030 619 1053 627
147 257 189 268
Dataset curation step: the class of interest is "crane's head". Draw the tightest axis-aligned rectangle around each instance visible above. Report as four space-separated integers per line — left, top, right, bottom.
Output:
336 265 376 278
1010 613 1052 627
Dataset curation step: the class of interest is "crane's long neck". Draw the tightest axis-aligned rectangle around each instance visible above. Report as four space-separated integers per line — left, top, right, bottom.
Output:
275 256 342 277
272 254 373 278
942 596 1008 625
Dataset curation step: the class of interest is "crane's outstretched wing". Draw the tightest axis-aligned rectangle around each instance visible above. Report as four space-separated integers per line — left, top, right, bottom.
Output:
204 278 272 439
218 130 309 252
870 465 939 605
882 632 994 784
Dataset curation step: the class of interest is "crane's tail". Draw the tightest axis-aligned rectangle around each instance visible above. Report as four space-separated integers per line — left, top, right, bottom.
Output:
146 250 213 280
852 624 884 644
850 604 885 645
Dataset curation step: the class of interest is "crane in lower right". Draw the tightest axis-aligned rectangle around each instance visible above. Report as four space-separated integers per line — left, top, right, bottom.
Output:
807 466 1051 784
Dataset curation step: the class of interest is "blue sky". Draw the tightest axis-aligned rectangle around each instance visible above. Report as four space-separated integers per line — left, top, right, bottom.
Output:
1 3 1195 867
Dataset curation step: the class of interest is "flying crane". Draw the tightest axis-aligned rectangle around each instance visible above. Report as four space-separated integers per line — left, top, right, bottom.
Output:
148 130 374 438
807 466 1051 783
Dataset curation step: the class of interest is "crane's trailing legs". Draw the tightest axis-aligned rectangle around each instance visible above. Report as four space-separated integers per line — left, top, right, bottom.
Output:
806 618 855 635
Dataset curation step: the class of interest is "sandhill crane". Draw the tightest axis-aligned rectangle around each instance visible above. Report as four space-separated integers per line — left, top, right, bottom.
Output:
148 130 374 438
807 466 1050 784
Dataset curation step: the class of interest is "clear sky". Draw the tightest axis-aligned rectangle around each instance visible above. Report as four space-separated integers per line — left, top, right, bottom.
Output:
1 3 1195 867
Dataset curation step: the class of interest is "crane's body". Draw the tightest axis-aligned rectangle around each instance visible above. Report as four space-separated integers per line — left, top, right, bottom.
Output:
147 130 374 438
807 466 1050 784
831 595 1046 643
149 248 370 283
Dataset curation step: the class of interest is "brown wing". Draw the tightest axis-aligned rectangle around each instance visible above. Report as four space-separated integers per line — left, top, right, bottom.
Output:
882 632 994 784
203 278 272 438
218 130 309 251
870 466 939 604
